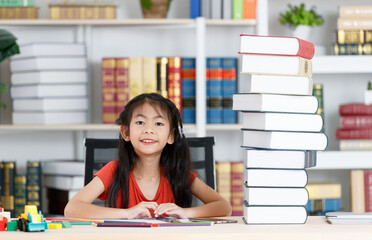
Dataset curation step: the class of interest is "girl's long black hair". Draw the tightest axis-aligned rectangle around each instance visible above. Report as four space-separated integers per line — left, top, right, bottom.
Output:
107 93 193 208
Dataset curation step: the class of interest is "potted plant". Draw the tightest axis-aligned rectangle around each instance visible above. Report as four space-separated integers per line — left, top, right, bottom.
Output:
279 3 324 41
0 29 20 109
140 0 173 18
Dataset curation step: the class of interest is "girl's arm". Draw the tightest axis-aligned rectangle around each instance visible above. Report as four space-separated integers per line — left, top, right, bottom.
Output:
64 176 157 219
155 178 232 218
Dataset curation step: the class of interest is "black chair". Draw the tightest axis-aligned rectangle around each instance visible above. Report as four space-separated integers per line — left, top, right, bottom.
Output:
84 137 216 191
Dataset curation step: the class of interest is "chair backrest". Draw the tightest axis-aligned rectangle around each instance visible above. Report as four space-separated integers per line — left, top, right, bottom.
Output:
84 137 216 190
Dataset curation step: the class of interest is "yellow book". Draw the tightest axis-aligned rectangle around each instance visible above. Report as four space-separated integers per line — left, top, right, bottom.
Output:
215 162 231 203
306 182 342 200
129 57 143 99
143 57 157 93
157 57 168 98
350 170 365 213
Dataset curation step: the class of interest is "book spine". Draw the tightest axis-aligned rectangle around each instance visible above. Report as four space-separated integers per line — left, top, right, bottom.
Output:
336 128 372 139
305 150 317 168
115 58 129 117
230 162 244 216
334 43 372 55
101 58 117 124
0 0 34 7
14 174 26 218
306 199 341 213
0 6 37 19
26 161 42 211
167 57 182 113
210 0 222 19
337 30 365 44
297 38 315 60
222 57 237 124
299 57 312 77
201 0 210 18
312 84 324 132
129 57 143 100
222 0 231 19
341 115 372 129
340 104 372 115
142 57 157 94
1 161 15 217
49 5 116 19
339 139 372 151
189 0 201 19
365 170 372 212
338 18 372 30
206 57 223 124
350 170 365 212
215 162 231 204
181 58 196 124
306 183 342 199
232 0 243 19
243 0 256 20
157 57 168 98
339 6 372 18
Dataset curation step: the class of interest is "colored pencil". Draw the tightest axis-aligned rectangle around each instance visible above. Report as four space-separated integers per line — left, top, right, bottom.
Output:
96 223 158 227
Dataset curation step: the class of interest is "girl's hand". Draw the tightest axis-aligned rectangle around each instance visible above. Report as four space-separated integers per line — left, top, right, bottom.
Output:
154 203 189 219
126 201 158 219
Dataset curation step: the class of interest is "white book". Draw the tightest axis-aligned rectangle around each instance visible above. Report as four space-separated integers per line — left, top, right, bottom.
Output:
245 169 308 187
222 0 232 19
10 57 87 72
241 112 323 132
246 149 317 169
13 98 88 111
11 71 88 85
44 175 84 190
241 54 312 77
201 0 210 18
12 43 86 59
242 129 328 151
211 0 222 19
246 74 313 95
244 187 309 206
232 93 318 113
12 111 87 125
10 84 87 98
42 160 84 176
243 206 307 224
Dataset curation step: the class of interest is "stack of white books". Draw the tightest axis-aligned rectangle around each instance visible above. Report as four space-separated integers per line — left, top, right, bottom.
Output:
233 35 328 224
10 43 89 125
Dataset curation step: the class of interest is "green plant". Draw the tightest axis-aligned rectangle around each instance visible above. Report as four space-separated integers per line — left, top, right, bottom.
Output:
140 0 172 11
0 29 20 109
279 3 324 28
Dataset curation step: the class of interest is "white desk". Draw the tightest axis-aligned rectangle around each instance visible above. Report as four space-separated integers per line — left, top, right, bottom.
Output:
2 216 372 240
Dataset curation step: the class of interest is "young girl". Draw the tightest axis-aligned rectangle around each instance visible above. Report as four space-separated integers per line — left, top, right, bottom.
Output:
64 93 231 219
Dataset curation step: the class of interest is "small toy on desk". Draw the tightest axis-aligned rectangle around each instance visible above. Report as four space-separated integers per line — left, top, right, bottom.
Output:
0 207 11 222
18 205 48 232
0 216 8 231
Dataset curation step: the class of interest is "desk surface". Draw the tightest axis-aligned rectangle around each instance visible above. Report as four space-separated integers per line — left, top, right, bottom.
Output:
2 216 372 240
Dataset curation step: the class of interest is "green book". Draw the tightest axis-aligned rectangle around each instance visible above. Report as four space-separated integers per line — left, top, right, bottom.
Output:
26 161 42 212
232 0 243 19
1 161 16 217
313 84 325 132
0 0 34 7
14 174 26 218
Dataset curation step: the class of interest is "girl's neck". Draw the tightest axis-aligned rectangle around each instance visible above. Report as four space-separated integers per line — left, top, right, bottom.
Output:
133 157 161 180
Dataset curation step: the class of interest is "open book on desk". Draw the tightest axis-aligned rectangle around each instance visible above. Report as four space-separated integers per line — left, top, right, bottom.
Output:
326 212 372 224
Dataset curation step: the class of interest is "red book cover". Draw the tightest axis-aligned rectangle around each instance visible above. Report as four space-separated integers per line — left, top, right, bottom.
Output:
101 58 116 124
336 128 372 139
365 170 372 212
230 162 244 216
239 34 315 60
115 58 129 118
167 57 182 114
341 115 372 129
339 104 372 116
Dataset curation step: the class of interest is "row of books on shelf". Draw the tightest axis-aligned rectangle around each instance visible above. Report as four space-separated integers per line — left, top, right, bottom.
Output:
190 0 256 20
336 103 372 150
0 159 85 217
101 56 238 125
334 5 372 55
9 42 89 125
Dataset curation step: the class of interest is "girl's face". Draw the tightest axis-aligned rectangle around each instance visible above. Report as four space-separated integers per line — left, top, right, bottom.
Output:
120 102 174 159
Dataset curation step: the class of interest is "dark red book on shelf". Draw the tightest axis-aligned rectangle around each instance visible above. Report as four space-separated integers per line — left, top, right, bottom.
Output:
239 34 315 60
115 58 129 117
167 57 182 114
339 104 372 116
336 128 372 139
365 170 372 212
230 162 244 216
341 115 372 129
101 58 116 124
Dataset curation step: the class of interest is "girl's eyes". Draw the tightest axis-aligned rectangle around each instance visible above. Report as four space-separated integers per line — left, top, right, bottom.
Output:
155 122 164 126
135 121 145 125
135 121 164 126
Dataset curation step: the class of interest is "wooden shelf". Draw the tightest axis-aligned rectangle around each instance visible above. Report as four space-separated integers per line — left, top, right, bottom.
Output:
0 18 255 26
314 151 372 170
313 55 372 74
